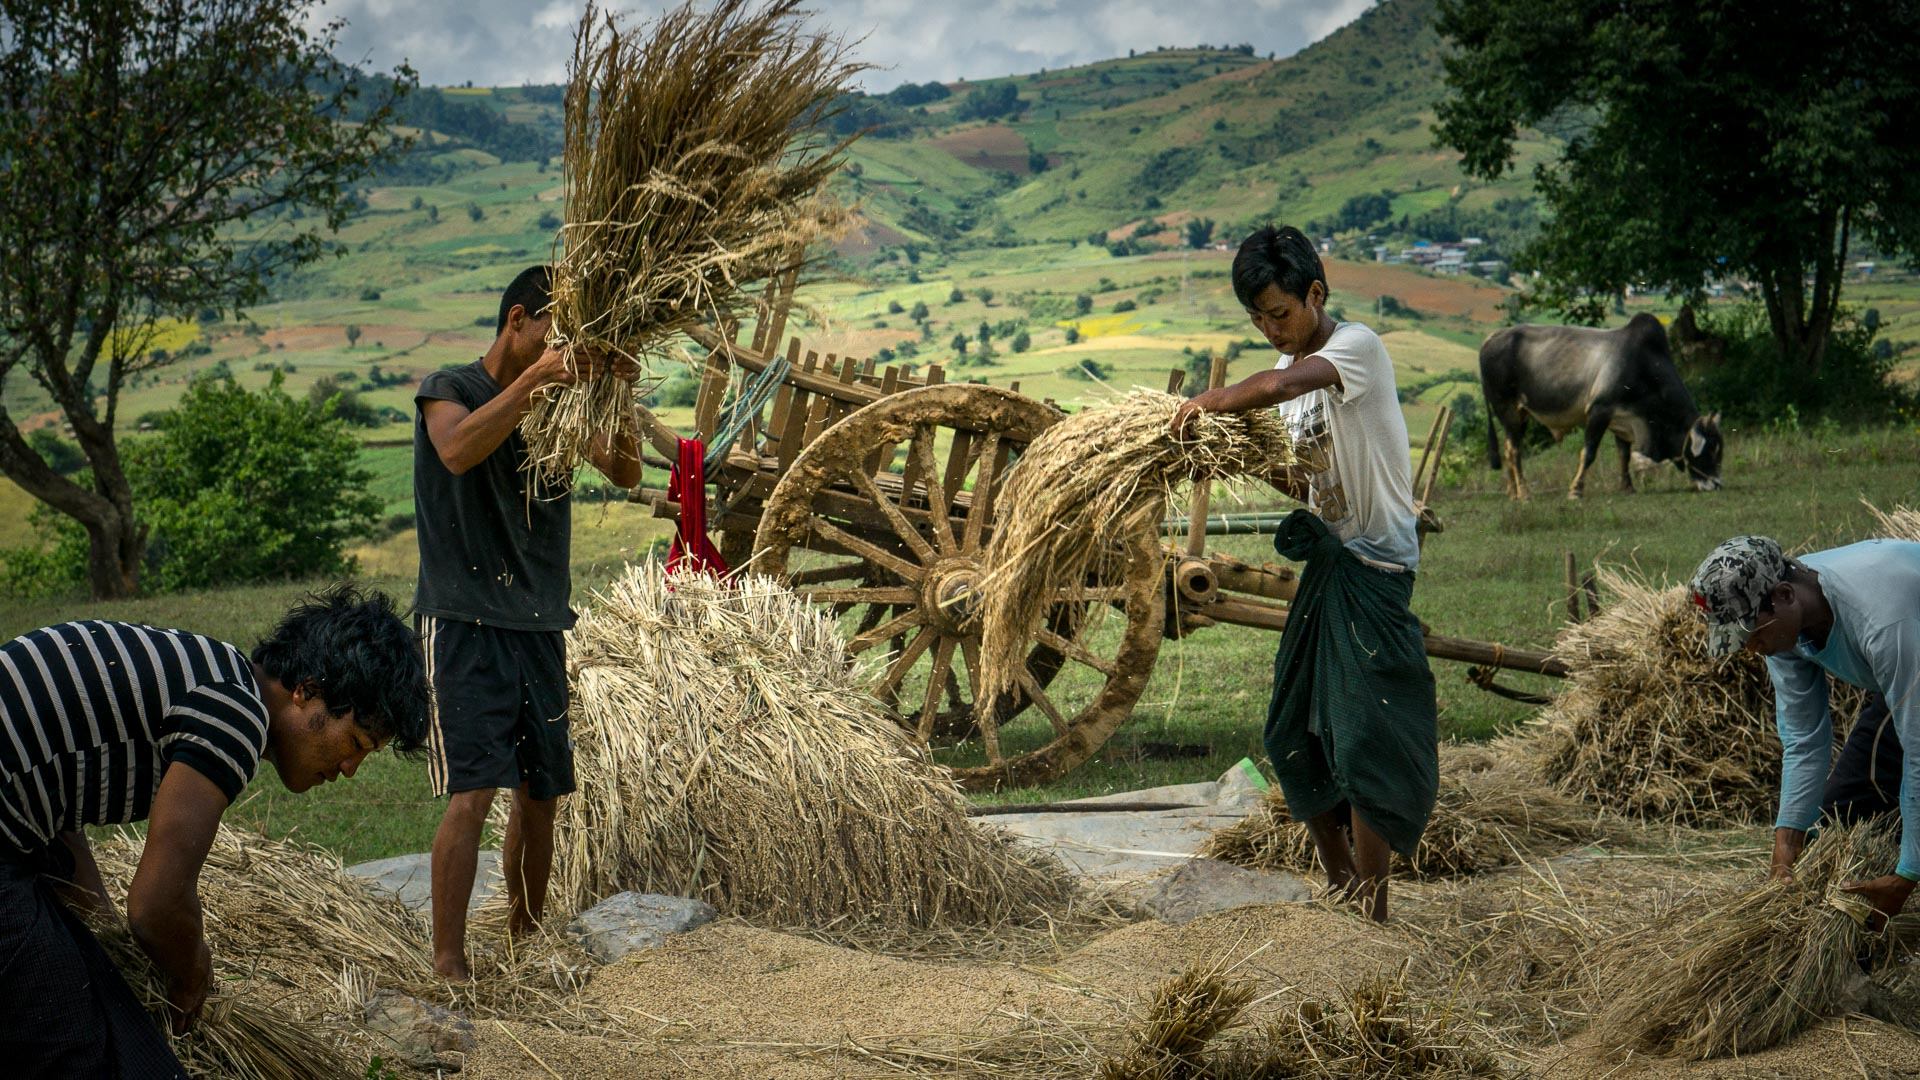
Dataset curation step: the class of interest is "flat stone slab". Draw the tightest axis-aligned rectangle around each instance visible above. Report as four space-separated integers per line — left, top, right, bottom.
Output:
982 760 1272 881
1143 857 1312 924
345 850 500 913
567 891 718 963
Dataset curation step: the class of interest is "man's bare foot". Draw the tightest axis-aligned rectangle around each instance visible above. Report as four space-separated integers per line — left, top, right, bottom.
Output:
434 953 472 982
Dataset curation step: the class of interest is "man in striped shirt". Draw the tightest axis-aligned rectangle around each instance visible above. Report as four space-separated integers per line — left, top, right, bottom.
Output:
0 585 427 1076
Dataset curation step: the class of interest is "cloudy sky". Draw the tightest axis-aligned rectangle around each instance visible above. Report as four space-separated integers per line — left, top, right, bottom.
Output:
310 0 1376 92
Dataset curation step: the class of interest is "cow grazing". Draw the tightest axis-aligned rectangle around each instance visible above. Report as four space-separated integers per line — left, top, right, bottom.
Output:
1479 313 1724 500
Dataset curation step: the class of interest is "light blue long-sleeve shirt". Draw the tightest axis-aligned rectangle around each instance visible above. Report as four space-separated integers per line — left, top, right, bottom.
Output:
1767 540 1920 878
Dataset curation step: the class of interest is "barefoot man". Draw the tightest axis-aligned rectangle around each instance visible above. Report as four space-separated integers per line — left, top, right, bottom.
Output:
414 265 641 979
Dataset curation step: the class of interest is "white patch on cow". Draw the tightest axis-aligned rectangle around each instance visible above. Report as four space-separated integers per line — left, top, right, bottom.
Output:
1689 428 1708 457
1630 451 1659 473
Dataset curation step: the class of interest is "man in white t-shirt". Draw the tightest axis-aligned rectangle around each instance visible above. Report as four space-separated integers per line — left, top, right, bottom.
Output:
1173 225 1437 923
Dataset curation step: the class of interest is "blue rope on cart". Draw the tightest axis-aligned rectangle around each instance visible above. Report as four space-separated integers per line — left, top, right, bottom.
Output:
705 354 791 473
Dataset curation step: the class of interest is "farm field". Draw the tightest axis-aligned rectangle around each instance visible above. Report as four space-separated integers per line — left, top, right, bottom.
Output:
7 426 1915 865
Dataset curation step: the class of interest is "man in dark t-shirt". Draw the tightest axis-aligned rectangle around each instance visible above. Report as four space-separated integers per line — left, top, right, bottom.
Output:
0 587 427 1075
414 265 641 981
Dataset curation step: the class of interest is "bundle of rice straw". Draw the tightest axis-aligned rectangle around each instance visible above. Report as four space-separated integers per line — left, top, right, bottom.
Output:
553 563 1083 930
525 0 861 485
1199 746 1613 879
1091 961 1508 1079
1227 965 1510 1078
1589 818 1897 1059
976 390 1293 704
85 922 358 1080
1524 565 1862 825
1096 957 1255 1080
90 825 595 1074
1867 499 1920 542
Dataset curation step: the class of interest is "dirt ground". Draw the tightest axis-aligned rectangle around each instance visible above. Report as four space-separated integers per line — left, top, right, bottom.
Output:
455 874 1920 1078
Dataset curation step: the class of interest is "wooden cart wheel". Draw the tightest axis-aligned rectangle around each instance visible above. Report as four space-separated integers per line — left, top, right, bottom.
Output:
753 383 1164 791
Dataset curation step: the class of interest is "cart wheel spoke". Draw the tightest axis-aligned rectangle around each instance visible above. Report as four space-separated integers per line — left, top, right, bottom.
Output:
847 467 938 565
875 625 937 702
793 585 919 605
915 636 958 742
1052 584 1129 603
787 561 867 586
1017 667 1071 739
909 426 959 555
849 607 922 654
806 515 922 582
961 433 1001 555
1034 628 1117 676
961 639 1005 768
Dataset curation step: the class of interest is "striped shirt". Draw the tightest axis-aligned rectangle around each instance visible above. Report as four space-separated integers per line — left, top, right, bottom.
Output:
0 621 269 857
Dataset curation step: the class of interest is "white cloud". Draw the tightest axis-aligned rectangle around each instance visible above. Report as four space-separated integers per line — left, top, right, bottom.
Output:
310 0 1376 90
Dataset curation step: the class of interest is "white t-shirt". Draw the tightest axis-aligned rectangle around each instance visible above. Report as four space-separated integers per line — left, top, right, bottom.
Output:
1271 321 1420 571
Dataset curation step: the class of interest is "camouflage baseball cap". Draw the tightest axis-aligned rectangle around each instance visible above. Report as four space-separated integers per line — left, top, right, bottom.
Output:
1688 536 1790 658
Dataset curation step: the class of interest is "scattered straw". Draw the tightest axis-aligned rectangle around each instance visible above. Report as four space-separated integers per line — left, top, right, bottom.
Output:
1522 565 1863 825
1865 499 1920 543
976 390 1292 704
525 0 861 485
553 564 1084 931
1590 818 1897 1060
1200 745 1616 879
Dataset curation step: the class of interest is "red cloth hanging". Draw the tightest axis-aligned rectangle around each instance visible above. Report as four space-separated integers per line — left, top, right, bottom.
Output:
666 437 730 578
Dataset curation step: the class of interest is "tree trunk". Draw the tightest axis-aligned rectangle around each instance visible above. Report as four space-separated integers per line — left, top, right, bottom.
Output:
0 412 144 599
1755 206 1850 376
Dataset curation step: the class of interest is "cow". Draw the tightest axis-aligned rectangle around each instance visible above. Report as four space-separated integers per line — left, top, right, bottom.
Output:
1479 313 1724 500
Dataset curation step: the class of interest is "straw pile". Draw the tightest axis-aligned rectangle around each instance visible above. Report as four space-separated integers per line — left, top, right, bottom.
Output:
525 0 860 485
1525 565 1863 825
1867 499 1920 541
553 563 1083 931
90 825 595 1075
1199 746 1613 879
1588 818 1898 1060
976 390 1293 704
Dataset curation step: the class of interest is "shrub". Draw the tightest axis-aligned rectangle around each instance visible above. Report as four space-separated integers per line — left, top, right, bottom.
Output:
1064 326 1081 344
1682 302 1911 425
1064 357 1111 380
1011 330 1031 353
0 374 383 598
1113 299 1137 313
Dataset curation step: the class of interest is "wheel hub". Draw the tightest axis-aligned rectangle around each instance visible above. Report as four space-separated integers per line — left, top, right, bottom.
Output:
921 558 982 635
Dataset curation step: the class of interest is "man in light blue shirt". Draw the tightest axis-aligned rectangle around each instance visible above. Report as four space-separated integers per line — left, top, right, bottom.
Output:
1690 535 1920 925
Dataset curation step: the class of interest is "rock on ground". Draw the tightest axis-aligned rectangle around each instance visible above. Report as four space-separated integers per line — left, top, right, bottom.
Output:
566 891 719 963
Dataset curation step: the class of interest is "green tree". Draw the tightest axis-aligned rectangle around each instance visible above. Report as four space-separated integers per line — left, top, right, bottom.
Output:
0 0 412 597
345 324 362 348
977 287 995 306
1435 0 1920 369
1074 293 1093 316
306 374 381 427
131 374 378 592
1064 326 1081 344
1011 329 1031 353
909 300 929 321
426 204 439 223
466 201 484 222
977 320 992 346
951 333 969 356
1184 217 1216 249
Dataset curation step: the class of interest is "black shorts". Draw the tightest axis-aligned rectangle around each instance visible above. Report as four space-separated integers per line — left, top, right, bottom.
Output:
419 616 575 800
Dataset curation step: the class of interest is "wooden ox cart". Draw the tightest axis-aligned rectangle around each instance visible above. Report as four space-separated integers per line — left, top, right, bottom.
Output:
629 279 1566 791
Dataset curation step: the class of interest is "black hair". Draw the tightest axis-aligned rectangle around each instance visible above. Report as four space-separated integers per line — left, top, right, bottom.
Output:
1231 225 1327 309
496 265 553 336
252 583 429 756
